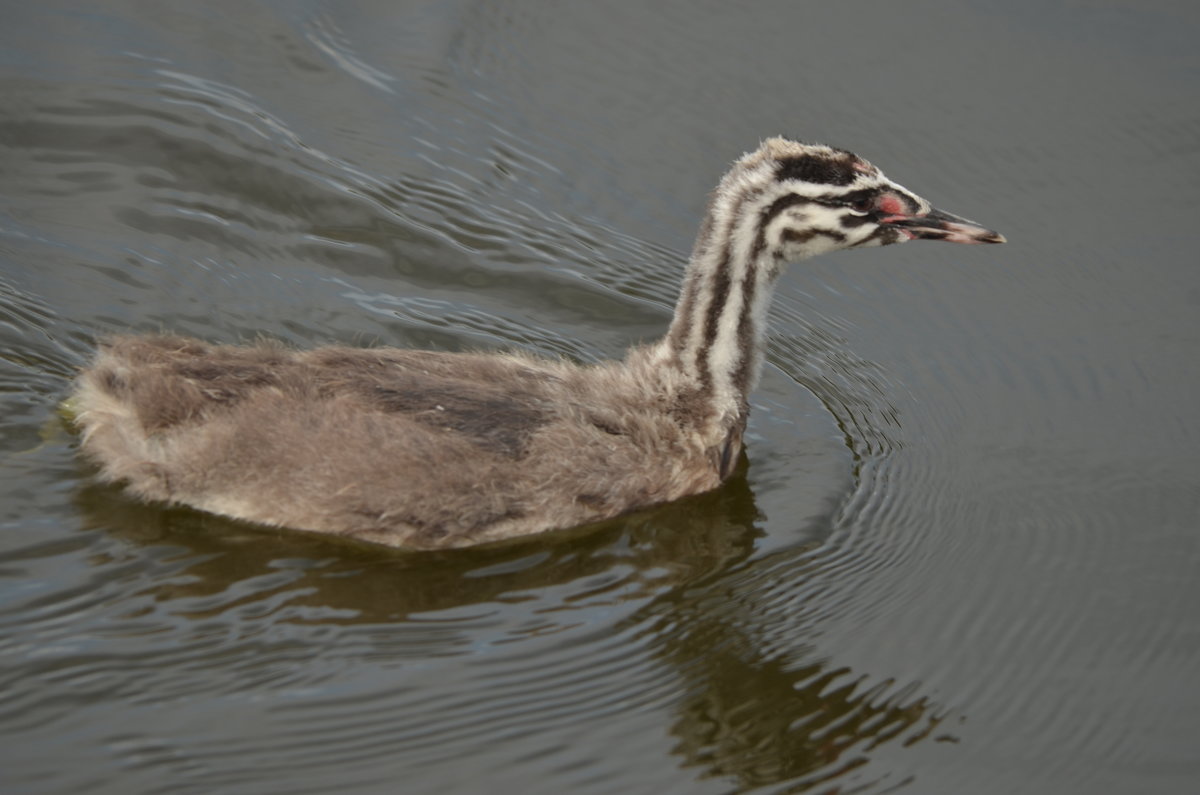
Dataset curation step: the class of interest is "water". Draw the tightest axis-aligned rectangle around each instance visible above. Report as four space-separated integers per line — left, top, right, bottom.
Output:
2 2 1198 793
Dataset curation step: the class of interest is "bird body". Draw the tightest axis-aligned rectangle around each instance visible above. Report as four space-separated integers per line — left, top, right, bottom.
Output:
74 336 728 548
72 138 1003 549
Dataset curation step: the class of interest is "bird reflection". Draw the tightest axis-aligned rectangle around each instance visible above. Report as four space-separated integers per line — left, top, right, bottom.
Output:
73 456 951 791
657 602 949 791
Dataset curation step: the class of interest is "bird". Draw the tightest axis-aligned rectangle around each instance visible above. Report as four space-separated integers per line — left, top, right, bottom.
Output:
70 137 1004 549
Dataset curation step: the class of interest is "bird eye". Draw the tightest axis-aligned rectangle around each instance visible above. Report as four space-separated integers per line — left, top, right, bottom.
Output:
847 196 874 213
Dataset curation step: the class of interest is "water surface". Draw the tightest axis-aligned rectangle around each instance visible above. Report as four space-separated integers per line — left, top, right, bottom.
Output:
2 2 1198 793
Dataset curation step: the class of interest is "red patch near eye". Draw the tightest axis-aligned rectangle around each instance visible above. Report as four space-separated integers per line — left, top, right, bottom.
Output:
878 194 907 216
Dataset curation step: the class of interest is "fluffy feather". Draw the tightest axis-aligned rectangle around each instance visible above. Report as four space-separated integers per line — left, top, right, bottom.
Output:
73 335 727 548
70 137 1002 548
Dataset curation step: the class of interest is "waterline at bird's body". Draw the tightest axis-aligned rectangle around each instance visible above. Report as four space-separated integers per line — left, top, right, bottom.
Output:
70 137 1003 549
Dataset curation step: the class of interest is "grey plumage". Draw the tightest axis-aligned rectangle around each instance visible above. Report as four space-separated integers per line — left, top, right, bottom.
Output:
71 137 1003 549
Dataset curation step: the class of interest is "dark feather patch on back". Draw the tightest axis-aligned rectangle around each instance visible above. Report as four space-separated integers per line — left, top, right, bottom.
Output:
304 352 554 458
366 382 549 459
89 337 555 455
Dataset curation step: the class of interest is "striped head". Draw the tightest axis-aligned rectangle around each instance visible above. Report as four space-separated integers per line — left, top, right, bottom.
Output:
710 137 1004 263
663 136 1005 436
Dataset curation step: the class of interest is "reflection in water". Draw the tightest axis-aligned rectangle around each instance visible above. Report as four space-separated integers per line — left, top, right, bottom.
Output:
72 451 950 791
72 461 761 623
669 654 941 791
634 529 950 791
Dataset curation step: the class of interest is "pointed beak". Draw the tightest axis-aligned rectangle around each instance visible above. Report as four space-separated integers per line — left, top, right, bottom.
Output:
885 207 1006 245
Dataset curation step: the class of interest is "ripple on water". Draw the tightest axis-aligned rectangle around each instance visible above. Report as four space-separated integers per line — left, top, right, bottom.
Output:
0 27 976 794
0 474 765 792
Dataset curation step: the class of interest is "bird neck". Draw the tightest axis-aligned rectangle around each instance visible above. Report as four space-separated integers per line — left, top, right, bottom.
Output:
655 206 785 420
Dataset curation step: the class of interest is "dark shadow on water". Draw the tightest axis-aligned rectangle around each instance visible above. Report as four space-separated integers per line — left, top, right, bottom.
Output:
648 586 950 792
71 457 765 621
74 458 950 792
